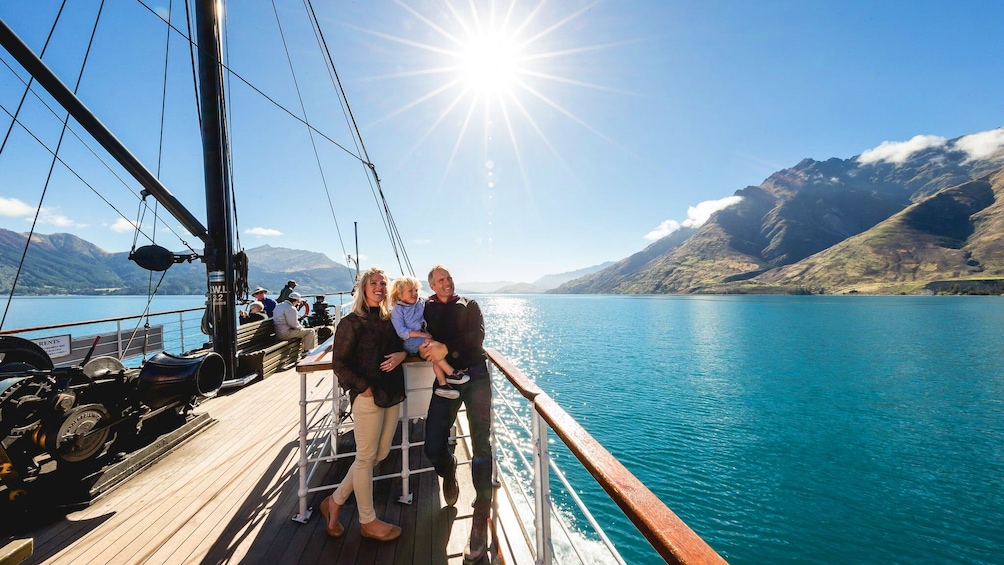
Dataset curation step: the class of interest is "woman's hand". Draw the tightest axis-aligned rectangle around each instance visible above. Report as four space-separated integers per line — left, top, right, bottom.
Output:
380 351 406 372
360 387 373 397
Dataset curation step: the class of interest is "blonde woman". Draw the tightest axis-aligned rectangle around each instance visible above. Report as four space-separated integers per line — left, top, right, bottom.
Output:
318 267 406 541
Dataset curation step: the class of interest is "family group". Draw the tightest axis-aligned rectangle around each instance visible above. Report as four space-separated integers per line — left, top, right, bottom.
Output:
318 264 492 563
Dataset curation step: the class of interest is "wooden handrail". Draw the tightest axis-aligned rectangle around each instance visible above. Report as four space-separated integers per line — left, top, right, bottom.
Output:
486 348 727 565
485 347 544 400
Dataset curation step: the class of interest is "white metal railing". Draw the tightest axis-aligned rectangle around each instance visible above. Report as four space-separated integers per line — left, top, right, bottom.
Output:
489 359 625 564
486 348 727 565
287 341 725 564
292 348 451 523
0 307 206 366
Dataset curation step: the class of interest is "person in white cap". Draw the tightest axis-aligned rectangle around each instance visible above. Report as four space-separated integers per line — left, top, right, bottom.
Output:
273 291 316 355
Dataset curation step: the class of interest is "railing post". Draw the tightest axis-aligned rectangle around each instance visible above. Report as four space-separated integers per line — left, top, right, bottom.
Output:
179 312 186 352
293 368 310 523
398 385 412 504
116 320 123 359
531 405 553 565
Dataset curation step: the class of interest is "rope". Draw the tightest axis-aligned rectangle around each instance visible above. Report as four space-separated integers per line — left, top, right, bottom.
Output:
0 0 67 330
0 58 198 255
305 0 414 277
234 250 250 301
270 0 349 269
136 0 365 163
1 0 107 330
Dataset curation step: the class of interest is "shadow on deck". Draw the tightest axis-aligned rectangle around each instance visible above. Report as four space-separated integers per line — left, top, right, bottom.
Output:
1 366 491 565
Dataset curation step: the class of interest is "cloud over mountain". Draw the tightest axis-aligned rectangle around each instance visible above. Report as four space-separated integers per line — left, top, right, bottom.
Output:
645 196 743 240
246 227 282 236
857 134 948 165
955 128 1004 161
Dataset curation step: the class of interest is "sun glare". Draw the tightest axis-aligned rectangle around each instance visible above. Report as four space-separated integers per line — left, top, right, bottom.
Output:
459 33 521 96
362 1 623 190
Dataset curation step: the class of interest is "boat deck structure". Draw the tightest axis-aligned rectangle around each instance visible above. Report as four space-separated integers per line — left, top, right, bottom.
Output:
3 346 512 564
2 332 726 565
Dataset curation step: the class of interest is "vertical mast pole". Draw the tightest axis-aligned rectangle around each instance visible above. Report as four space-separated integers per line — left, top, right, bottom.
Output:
195 0 236 378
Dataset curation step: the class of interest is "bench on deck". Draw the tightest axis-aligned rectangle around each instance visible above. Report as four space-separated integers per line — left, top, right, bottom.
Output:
232 318 300 386
0 538 32 565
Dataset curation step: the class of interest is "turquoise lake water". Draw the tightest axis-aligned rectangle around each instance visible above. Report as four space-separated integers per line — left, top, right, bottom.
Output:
3 294 1002 564
476 294 1004 565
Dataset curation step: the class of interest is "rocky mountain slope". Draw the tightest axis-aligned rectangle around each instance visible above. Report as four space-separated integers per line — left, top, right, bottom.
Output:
554 130 1004 295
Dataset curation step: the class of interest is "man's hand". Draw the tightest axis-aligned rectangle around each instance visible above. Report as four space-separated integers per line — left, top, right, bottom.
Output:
419 340 448 363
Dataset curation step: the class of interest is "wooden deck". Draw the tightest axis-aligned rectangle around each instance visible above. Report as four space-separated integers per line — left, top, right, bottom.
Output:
3 360 510 564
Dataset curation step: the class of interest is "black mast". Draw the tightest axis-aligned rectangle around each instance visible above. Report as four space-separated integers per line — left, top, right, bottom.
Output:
0 9 239 379
194 0 237 380
0 19 212 246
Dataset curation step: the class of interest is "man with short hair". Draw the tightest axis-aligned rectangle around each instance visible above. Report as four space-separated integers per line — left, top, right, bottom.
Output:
252 287 277 317
420 265 493 562
273 292 317 355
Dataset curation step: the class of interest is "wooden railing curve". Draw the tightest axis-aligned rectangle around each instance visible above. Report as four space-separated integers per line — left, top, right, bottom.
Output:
485 348 728 565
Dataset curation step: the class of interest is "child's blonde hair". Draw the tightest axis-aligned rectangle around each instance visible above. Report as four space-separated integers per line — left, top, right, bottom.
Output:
390 276 422 307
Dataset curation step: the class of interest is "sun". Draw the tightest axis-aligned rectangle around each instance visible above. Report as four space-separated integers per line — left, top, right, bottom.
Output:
359 1 623 188
457 32 521 98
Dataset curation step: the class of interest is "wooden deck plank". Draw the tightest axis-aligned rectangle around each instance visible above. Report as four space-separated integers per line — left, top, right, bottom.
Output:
53 380 298 565
89 383 298 564
7 365 527 565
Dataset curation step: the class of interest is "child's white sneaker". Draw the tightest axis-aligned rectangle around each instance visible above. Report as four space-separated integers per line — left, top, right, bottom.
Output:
445 370 470 385
434 383 460 400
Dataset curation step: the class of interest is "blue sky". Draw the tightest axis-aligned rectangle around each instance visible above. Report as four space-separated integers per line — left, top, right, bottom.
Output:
1 1 1003 287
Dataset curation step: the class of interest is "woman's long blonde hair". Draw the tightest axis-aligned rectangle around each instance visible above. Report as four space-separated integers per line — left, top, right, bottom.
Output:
351 266 391 319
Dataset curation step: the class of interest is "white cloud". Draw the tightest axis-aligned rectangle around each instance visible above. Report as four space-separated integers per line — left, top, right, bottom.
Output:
0 197 85 227
644 220 680 241
857 134 947 165
0 196 34 217
682 196 743 228
953 128 1004 161
644 196 743 241
109 218 138 233
246 227 282 236
38 208 84 228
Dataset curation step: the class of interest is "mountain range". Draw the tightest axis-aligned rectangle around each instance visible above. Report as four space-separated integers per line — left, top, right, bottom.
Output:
0 236 355 296
6 129 1004 297
554 130 1004 295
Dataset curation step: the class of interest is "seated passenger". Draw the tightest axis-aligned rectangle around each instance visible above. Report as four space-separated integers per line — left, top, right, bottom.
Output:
252 287 277 317
239 301 268 324
273 292 317 355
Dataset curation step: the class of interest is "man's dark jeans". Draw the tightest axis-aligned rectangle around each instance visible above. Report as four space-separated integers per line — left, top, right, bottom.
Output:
424 362 493 510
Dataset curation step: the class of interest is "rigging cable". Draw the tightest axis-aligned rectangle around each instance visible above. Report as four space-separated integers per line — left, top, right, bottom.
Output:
219 2 248 300
145 0 174 306
1 0 107 329
137 0 365 165
304 0 415 277
0 0 68 330
0 57 199 255
270 0 349 272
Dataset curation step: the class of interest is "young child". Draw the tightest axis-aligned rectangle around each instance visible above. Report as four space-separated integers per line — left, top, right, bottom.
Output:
390 276 470 399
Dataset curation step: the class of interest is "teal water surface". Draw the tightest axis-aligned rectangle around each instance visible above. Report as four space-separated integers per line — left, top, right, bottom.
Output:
478 294 1004 564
